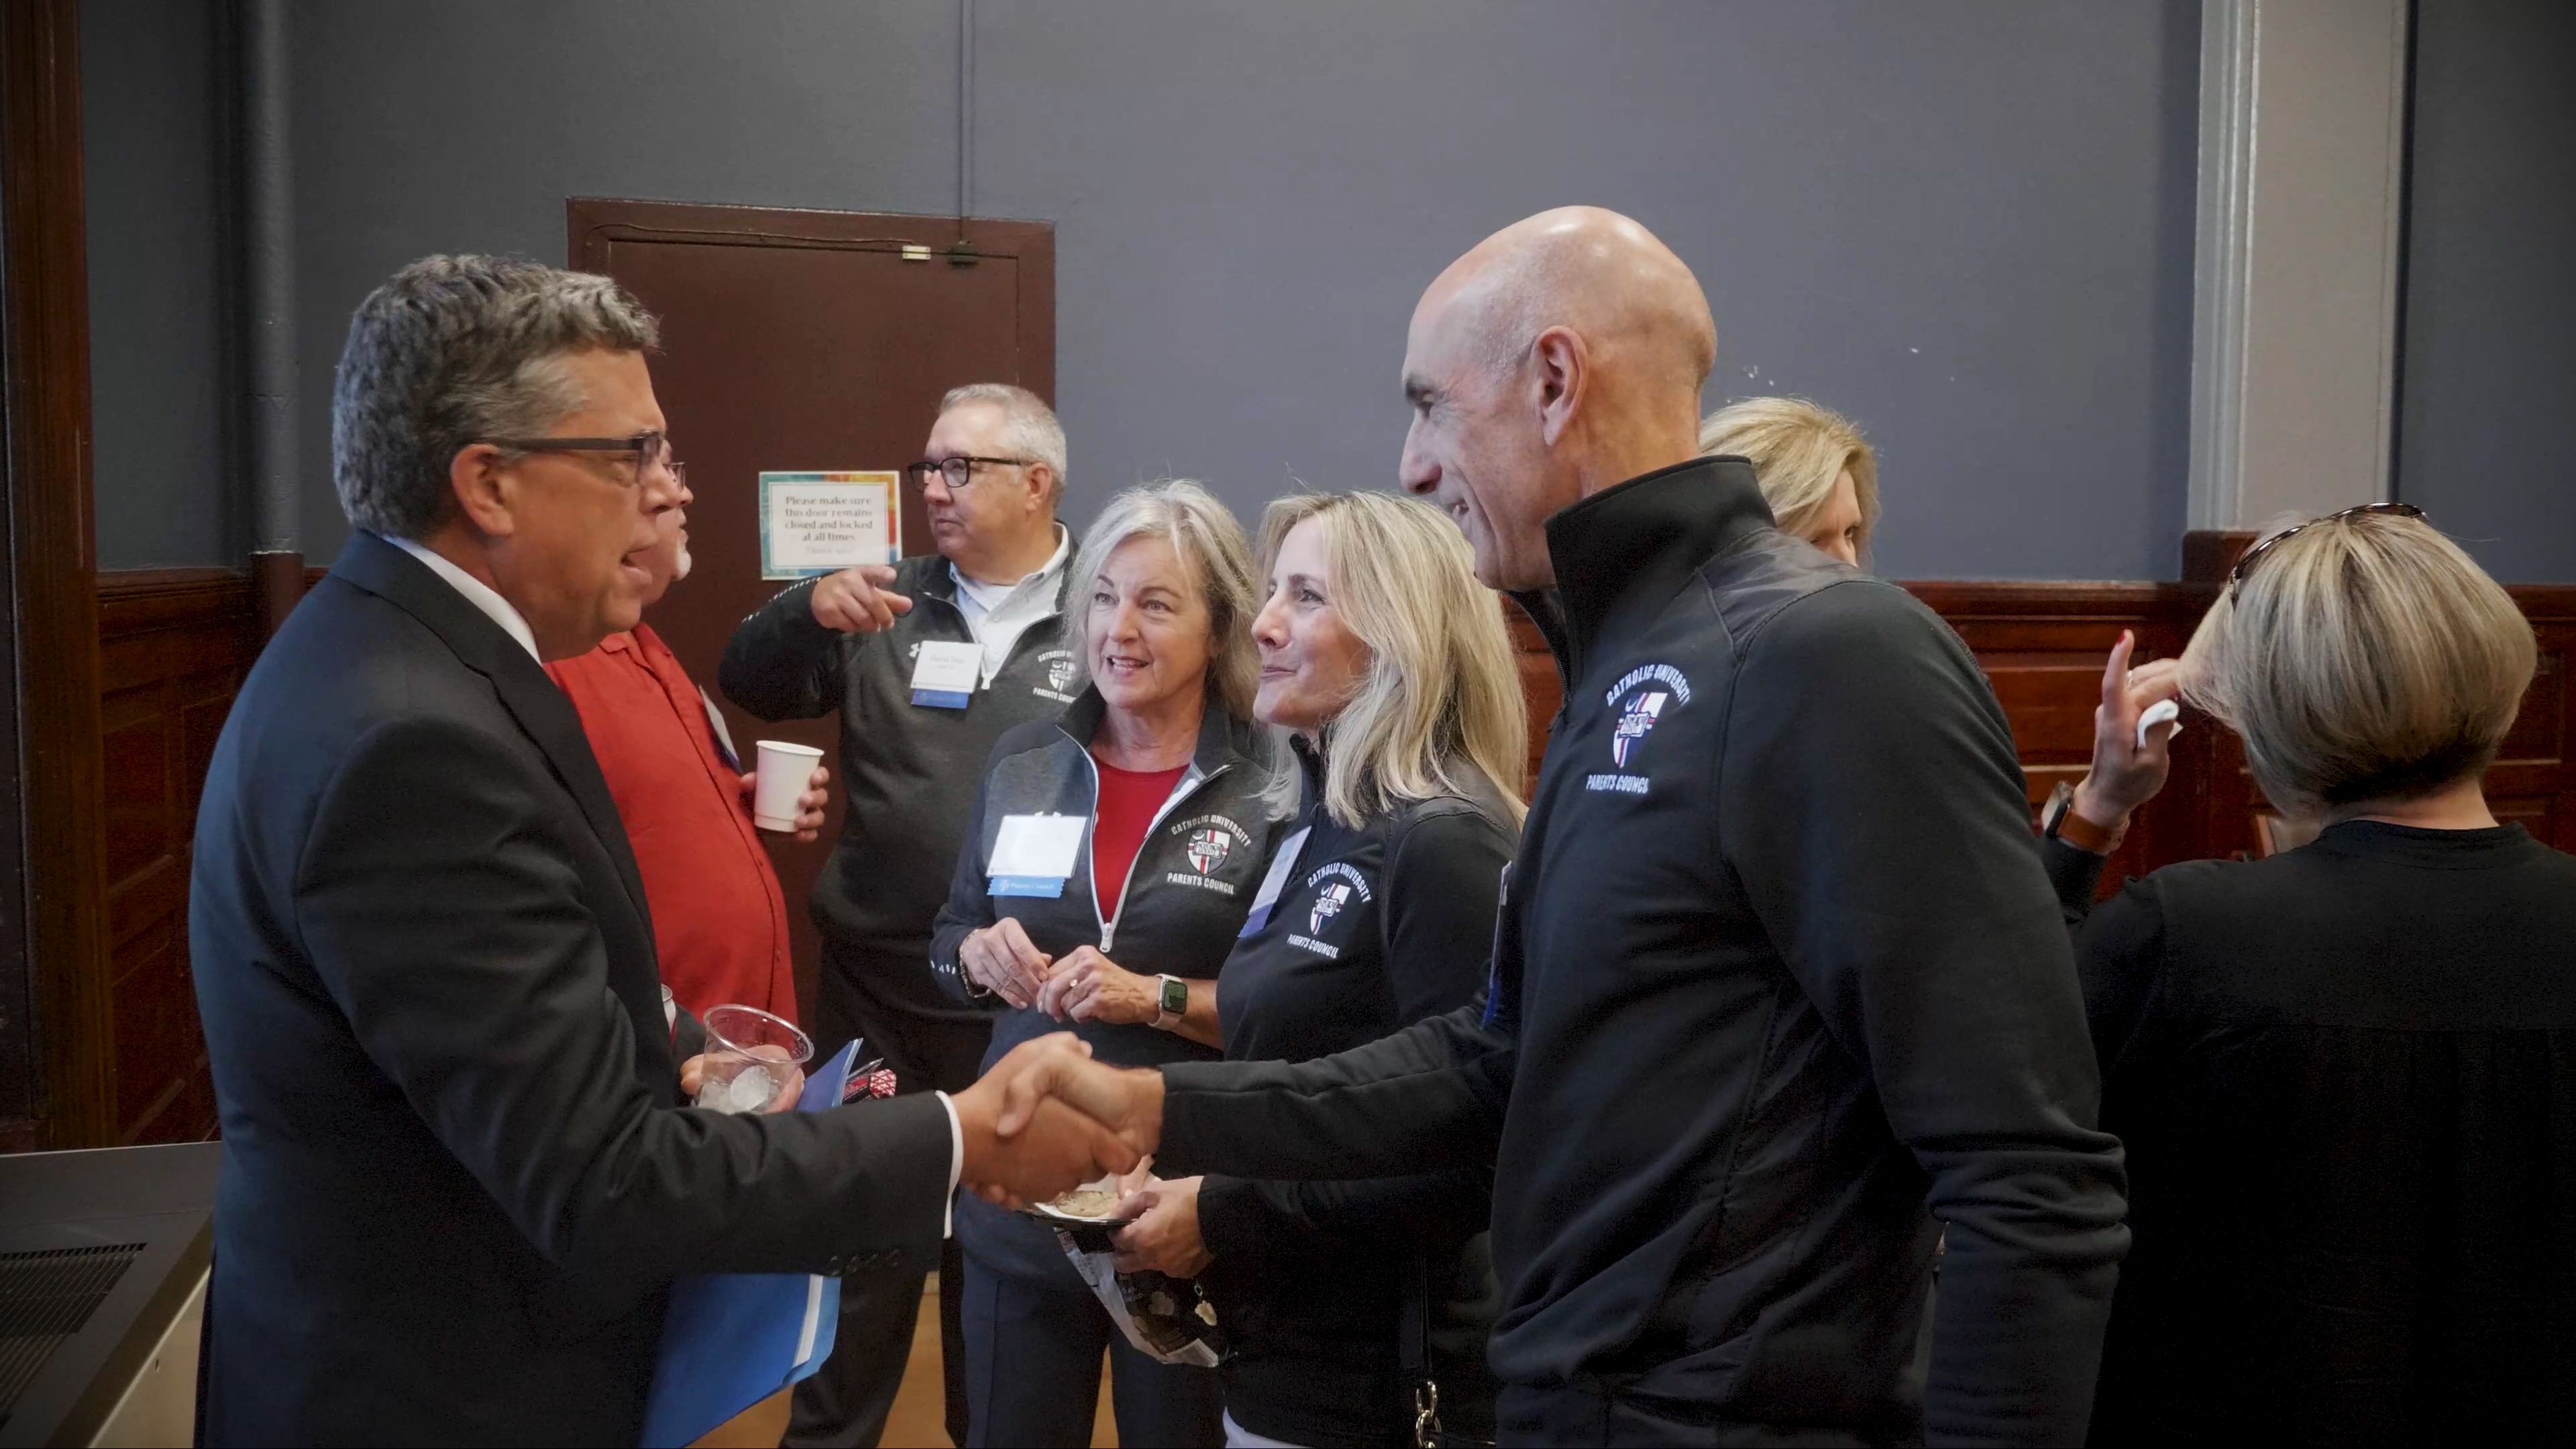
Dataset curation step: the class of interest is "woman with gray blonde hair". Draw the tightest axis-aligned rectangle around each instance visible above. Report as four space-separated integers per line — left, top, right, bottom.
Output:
1090 490 1523 1448
928 480 1283 1448
2041 504 2573 1442
1699 394 1878 565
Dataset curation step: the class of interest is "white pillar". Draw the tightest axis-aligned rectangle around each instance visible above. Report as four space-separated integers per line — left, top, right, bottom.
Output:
2188 0 2411 533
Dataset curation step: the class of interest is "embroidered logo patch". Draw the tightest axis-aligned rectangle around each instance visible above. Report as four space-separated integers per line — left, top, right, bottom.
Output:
1185 828 1231 874
1308 881 1352 933
1589 664 1693 795
1046 654 1077 693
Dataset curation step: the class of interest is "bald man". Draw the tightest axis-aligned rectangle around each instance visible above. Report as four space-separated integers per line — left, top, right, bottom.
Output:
998 209 2129 1446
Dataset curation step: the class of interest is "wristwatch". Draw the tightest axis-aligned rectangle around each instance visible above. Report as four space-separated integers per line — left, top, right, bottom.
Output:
1152 974 1188 1030
2043 781 2127 856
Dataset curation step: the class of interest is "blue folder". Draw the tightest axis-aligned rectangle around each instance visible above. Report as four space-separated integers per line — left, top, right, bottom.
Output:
641 1040 859 1448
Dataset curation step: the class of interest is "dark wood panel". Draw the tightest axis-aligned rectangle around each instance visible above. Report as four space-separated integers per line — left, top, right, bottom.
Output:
3 0 112 1150
89 567 259 1146
1506 578 2576 887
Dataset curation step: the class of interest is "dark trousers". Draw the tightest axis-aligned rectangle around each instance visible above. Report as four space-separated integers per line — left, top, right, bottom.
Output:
1496 1386 1880 1448
961 1254 1225 1448
788 940 994 1448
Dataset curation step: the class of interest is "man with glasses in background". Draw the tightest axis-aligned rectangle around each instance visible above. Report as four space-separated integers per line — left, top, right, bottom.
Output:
723 382 1076 1448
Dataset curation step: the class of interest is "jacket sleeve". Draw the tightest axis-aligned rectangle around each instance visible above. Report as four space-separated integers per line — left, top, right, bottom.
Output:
1717 582 2129 1448
1157 1004 1511 1181
2072 876 2171 1075
294 714 955 1285
2039 835 2110 930
928 759 1005 1009
1196 808 1510 1258
718 577 855 722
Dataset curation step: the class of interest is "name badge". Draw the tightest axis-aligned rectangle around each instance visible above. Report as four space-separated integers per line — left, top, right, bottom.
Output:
910 640 983 708
989 814 1087 898
1237 826 1312 936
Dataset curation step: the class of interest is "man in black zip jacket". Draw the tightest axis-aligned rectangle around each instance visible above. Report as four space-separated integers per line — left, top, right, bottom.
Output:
721 383 1082 1448
992 209 2131 1446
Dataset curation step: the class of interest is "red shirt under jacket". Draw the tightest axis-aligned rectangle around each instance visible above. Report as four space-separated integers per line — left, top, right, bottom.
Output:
1090 757 1190 922
546 624 797 1023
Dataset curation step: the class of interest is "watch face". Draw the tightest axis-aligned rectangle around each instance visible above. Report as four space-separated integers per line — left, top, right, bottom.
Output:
1161 977 1189 1014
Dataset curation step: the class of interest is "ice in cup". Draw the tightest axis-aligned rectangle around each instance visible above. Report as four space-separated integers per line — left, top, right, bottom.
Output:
751 739 826 833
693 1004 813 1114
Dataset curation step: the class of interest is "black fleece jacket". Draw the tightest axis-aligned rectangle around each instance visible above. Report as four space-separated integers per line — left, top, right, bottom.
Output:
1199 739 1515 1448
1148 458 2131 1445
717 554 1078 957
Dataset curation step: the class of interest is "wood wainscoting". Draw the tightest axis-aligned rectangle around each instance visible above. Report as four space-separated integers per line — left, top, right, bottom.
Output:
92 568 261 1144
67 568 2573 1155
1508 580 2576 885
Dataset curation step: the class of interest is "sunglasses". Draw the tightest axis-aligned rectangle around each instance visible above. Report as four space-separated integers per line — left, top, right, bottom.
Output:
2228 502 2425 602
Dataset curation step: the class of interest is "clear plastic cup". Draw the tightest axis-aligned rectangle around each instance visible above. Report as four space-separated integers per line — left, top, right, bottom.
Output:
693 1004 813 1114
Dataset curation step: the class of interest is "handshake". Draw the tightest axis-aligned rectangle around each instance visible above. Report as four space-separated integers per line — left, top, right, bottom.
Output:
947 1033 1172 1208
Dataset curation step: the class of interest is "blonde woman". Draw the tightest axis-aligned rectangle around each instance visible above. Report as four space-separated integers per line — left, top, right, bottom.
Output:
928 480 1283 1448
1698 395 1878 565
1075 490 1525 1449
2045 504 2571 1442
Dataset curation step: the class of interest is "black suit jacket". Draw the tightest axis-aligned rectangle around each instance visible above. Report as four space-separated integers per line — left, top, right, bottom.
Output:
190 531 955 1445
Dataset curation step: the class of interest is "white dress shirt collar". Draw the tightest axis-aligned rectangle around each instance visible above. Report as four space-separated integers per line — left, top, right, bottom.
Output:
384 533 541 662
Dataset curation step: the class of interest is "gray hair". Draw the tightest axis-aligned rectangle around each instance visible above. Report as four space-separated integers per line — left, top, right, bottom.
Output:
331 254 659 539
1068 480 1260 720
939 382 1067 504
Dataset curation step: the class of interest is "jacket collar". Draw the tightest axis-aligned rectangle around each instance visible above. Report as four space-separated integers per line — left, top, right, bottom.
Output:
915 525 1075 611
1509 455 1772 682
330 531 658 942
1058 686 1252 777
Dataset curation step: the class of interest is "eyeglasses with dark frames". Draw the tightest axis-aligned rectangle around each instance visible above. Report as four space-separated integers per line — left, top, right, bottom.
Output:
482 431 674 488
2227 502 2426 602
904 455 1031 490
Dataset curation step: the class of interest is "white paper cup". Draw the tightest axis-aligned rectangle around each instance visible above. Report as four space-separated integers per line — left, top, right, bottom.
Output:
752 740 826 833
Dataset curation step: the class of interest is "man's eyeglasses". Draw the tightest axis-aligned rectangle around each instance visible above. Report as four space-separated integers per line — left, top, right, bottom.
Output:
2228 502 2425 602
904 455 1030 490
483 431 676 488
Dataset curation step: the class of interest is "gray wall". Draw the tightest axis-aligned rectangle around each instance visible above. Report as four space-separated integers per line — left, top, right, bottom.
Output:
2396 0 2576 583
83 0 237 570
88 0 2204 580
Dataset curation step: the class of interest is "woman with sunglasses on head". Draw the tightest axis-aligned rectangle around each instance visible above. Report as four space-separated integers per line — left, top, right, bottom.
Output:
1064 491 1524 1449
2042 504 2575 1442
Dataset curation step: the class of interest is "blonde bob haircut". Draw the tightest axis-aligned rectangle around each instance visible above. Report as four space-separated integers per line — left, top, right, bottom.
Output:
1256 491 1528 829
1697 396 1880 556
2182 508 2536 818
1067 480 1261 722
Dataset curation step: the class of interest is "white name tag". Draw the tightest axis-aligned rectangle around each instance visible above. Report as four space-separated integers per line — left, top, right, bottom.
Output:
990 814 1088 881
910 640 983 708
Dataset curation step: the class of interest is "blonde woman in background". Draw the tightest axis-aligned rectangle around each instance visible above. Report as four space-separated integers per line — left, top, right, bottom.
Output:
1698 394 1878 565
1072 490 1525 1448
2043 504 2572 1442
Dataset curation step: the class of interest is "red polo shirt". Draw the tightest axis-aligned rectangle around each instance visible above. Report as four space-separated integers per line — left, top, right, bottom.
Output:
546 624 797 1023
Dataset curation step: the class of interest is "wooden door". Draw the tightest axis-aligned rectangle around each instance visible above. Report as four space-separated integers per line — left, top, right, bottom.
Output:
571 200 1054 1016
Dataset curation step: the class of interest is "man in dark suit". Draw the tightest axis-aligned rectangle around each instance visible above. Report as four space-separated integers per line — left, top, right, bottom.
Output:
189 255 1128 1446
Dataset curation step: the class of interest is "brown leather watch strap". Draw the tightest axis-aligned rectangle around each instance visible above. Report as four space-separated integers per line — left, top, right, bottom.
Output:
2053 792 2127 855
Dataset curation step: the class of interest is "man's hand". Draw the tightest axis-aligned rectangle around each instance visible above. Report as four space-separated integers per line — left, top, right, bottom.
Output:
678 1051 806 1114
951 1035 1140 1206
738 763 830 843
961 918 1053 1009
810 565 914 634
991 1032 1165 1164
1040 947 1159 1026
1111 1175 1211 1277
2072 629 2185 834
